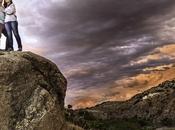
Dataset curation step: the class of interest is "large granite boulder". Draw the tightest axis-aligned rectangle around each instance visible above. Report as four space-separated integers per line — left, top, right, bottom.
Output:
0 51 68 130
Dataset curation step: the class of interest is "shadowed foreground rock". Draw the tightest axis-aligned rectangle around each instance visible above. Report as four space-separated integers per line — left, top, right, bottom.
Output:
0 51 78 130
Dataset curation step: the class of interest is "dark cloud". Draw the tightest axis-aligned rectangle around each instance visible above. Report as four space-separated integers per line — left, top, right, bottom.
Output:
17 0 175 106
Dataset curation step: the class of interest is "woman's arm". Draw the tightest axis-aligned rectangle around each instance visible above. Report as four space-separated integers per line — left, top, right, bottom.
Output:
1 0 5 7
5 3 16 15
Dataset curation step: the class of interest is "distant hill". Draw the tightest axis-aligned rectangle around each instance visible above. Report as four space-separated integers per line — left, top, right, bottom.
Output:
67 80 175 130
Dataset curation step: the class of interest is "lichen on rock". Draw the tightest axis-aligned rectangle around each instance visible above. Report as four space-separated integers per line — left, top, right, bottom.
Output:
0 51 69 130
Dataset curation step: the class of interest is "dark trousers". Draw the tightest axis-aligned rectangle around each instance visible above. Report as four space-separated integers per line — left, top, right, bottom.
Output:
2 27 10 50
5 21 22 49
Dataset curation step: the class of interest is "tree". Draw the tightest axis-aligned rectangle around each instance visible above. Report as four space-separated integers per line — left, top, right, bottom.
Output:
68 104 73 109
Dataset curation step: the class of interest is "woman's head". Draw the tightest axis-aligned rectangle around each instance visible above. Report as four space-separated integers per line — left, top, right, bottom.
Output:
5 0 12 3
3 0 12 7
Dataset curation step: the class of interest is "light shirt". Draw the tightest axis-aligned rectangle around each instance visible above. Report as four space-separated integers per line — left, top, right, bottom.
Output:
4 3 17 23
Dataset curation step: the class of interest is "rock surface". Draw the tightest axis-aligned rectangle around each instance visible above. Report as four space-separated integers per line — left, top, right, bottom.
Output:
0 51 68 130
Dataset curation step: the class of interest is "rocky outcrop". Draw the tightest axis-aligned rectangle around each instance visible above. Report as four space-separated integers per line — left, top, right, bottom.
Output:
77 80 175 128
0 51 69 130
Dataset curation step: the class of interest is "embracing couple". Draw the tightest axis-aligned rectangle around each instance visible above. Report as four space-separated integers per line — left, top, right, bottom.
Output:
0 0 22 51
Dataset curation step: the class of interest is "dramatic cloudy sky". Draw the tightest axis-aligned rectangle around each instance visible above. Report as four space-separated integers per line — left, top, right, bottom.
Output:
5 0 175 108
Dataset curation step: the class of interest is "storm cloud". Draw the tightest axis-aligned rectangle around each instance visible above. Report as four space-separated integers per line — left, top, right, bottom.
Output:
13 0 175 107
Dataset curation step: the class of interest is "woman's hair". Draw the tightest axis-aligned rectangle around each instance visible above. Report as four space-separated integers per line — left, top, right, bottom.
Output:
3 0 13 8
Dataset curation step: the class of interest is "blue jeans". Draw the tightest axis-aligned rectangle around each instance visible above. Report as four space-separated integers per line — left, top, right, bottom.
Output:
5 21 22 49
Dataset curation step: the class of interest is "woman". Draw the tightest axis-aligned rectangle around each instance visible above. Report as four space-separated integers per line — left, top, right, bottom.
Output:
2 0 22 51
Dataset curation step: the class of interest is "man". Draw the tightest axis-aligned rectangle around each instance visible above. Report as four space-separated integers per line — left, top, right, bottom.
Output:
0 0 9 51
0 0 4 37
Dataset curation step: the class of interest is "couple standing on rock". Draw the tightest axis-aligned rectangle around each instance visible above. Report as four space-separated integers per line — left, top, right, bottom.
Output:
0 0 22 51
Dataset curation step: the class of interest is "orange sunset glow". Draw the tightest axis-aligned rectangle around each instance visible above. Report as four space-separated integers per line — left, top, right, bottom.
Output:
67 44 175 108
9 0 175 109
